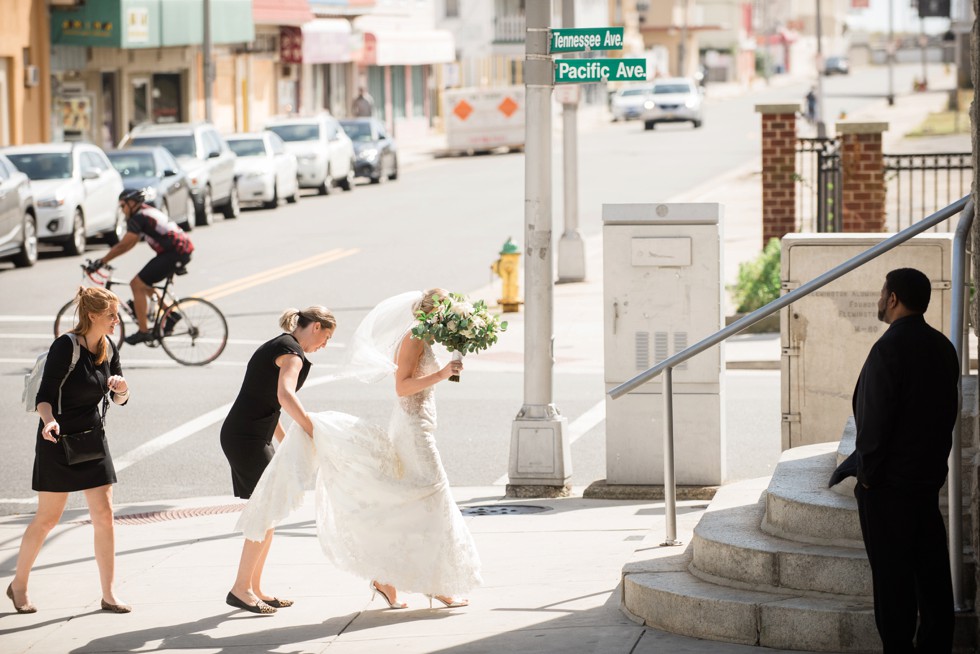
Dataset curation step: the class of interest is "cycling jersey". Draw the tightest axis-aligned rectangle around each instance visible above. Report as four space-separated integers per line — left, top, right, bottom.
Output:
127 205 194 256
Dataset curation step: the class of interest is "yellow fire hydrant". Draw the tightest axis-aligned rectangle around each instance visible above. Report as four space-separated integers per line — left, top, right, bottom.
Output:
491 238 522 313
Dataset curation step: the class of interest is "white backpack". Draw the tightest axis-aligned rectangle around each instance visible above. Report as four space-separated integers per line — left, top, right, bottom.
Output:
22 334 81 414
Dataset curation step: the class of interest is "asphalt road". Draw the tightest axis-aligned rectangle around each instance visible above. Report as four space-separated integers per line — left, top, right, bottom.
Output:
0 63 943 515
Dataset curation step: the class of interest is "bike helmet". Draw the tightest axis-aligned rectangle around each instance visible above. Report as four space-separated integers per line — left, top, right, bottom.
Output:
119 187 153 203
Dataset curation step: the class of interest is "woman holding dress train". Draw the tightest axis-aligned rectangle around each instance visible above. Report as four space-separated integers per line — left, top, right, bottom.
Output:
237 289 482 609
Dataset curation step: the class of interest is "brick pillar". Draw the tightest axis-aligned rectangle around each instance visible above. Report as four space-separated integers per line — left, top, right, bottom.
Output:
755 104 799 247
837 121 888 232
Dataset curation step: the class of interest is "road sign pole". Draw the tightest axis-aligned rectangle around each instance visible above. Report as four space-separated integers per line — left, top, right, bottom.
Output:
508 0 571 497
558 0 585 283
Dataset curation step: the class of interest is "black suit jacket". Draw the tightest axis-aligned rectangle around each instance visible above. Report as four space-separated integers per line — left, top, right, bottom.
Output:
852 313 959 491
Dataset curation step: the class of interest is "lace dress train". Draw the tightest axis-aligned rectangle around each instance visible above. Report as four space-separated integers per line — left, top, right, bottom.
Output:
236 344 482 598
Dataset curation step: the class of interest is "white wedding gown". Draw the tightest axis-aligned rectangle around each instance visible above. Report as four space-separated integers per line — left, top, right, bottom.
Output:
236 342 482 597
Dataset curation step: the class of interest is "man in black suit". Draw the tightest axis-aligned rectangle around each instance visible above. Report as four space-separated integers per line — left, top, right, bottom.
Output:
853 267 959 652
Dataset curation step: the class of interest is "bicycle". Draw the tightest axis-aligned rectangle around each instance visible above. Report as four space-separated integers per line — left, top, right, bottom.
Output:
54 258 228 366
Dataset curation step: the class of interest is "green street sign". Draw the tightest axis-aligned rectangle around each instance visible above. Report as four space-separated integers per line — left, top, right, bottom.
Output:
549 27 624 54
554 58 647 84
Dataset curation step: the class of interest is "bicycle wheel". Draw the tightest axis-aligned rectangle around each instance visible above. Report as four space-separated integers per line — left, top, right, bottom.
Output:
159 297 228 366
54 300 127 348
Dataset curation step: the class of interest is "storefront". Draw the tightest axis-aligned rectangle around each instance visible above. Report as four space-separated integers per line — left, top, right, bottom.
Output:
301 19 355 117
49 0 254 147
353 26 455 137
251 0 314 127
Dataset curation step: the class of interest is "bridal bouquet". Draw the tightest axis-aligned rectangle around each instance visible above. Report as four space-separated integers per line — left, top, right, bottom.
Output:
411 292 508 382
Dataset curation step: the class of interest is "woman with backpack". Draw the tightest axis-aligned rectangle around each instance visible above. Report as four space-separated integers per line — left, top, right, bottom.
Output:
6 287 131 614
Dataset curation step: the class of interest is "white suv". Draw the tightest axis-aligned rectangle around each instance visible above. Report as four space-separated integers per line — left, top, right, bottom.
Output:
641 77 704 130
1 143 125 255
264 114 355 195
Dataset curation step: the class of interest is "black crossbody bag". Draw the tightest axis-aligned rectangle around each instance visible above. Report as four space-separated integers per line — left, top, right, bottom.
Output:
58 339 115 466
59 393 109 465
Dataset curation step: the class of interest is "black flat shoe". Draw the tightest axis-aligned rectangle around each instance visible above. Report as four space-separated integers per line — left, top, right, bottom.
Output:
225 591 276 614
262 597 293 608
100 599 132 613
6 583 37 614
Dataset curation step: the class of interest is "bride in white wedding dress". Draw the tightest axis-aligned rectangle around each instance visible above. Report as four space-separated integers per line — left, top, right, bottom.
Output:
236 289 482 609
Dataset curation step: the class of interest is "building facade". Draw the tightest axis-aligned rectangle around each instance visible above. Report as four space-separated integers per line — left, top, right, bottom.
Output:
0 0 53 146
48 0 254 148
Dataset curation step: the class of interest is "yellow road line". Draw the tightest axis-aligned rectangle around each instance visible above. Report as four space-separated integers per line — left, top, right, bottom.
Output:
193 248 348 297
196 248 360 302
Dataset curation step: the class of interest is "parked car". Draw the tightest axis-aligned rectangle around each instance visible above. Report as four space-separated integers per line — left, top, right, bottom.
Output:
610 85 652 121
0 153 38 267
823 56 849 76
226 132 300 209
1 142 125 255
641 77 704 130
120 122 239 226
106 146 195 231
339 118 398 184
264 113 355 195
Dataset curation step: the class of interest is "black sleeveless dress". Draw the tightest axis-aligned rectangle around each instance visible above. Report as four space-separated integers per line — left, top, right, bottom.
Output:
220 334 310 499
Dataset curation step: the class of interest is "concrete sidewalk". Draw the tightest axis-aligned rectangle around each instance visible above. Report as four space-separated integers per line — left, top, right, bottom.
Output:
0 489 827 654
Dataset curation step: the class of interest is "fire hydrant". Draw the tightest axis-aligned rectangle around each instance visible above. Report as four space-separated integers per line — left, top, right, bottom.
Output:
491 238 522 313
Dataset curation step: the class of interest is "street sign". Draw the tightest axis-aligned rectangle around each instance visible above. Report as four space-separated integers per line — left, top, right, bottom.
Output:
554 58 647 84
549 27 624 54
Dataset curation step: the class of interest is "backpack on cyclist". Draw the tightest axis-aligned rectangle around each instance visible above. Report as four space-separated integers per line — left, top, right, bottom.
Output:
22 334 81 413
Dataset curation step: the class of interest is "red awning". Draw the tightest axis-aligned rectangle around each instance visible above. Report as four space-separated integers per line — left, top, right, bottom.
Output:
253 0 314 27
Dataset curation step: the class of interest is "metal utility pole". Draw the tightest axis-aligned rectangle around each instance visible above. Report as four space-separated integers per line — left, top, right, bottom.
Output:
814 0 826 137
761 0 772 83
557 0 585 283
203 0 214 121
886 0 895 105
678 0 690 77
918 12 928 91
508 0 571 496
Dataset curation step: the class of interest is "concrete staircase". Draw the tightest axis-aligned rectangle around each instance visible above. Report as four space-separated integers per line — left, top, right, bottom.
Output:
622 378 978 652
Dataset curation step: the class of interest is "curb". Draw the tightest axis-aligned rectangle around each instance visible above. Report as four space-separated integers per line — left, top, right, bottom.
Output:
583 479 719 501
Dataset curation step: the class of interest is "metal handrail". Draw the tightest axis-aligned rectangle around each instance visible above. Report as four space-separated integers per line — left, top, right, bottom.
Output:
608 195 973 609
948 198 974 612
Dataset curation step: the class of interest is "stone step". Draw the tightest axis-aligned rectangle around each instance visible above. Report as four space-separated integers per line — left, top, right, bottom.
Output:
833 419 975 501
693 490 873 596
625 558 880 652
623 476 977 652
770 444 972 548
625 553 976 653
694 475 974 598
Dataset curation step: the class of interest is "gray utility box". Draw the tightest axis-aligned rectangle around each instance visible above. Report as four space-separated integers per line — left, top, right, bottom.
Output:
602 203 726 485
781 233 953 450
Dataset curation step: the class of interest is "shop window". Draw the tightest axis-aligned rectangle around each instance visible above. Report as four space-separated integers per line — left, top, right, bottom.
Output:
131 78 150 129
367 67 385 120
152 74 183 124
411 66 424 118
391 66 406 119
101 73 117 148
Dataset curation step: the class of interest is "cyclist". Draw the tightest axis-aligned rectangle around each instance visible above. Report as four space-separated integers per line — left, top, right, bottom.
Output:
88 188 194 345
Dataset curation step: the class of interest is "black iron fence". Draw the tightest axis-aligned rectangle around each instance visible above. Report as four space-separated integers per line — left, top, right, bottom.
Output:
796 138 972 234
884 152 973 232
795 137 842 233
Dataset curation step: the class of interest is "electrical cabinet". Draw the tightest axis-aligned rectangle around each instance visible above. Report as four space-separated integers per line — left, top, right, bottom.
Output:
602 203 726 485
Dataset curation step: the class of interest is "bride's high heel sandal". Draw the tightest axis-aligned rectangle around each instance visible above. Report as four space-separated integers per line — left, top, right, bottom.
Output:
427 594 469 609
370 580 407 609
